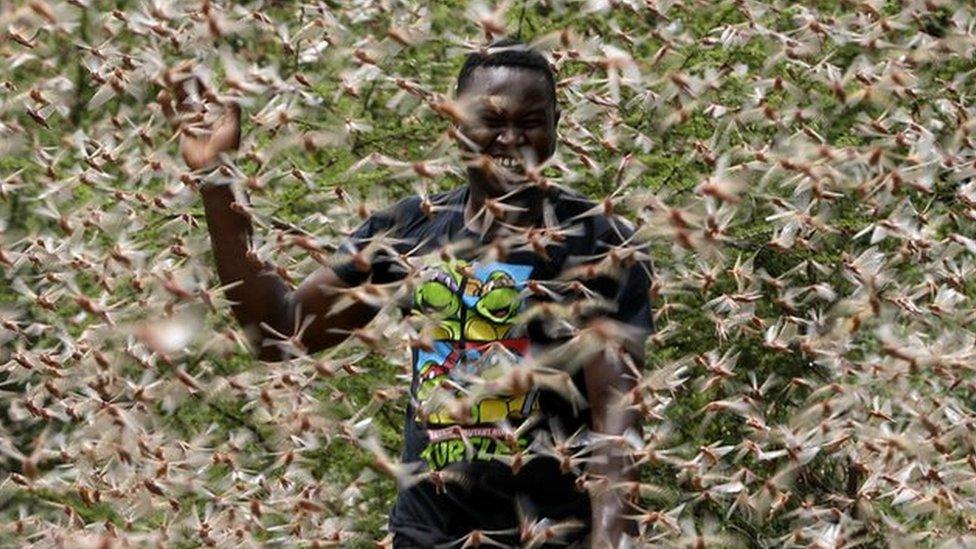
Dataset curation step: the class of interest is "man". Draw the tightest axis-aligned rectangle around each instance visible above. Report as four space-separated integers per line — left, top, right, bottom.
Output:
161 40 652 547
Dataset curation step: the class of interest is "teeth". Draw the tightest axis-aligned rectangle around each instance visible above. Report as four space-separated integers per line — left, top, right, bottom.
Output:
493 156 518 169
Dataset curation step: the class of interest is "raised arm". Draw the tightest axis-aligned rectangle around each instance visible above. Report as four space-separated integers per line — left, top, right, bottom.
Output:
159 78 378 361
198 183 379 361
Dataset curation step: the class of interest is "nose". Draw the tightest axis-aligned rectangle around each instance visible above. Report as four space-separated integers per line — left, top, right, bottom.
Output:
495 126 524 149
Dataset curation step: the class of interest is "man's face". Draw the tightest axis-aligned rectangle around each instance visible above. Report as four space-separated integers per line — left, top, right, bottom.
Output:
456 66 559 197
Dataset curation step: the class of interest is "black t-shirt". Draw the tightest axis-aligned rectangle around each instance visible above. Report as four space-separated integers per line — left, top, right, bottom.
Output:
332 185 653 546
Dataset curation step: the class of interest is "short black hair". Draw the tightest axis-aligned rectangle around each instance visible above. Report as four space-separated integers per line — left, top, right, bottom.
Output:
455 38 556 102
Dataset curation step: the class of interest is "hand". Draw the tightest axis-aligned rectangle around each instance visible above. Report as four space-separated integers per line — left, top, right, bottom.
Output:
157 75 241 171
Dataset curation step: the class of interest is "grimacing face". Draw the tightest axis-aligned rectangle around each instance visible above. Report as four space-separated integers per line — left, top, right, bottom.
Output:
455 66 560 197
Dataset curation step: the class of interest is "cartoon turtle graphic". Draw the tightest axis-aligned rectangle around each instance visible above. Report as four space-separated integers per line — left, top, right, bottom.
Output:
413 267 463 340
465 270 521 340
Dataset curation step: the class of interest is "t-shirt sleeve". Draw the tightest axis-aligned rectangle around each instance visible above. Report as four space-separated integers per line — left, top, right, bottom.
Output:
331 205 401 287
579 217 655 352
606 258 654 333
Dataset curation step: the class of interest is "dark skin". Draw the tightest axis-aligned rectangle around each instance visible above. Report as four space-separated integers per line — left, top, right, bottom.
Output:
456 66 557 220
163 65 641 546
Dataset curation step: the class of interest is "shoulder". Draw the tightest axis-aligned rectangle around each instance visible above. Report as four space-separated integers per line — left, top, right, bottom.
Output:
383 195 422 226
595 214 636 246
426 185 467 211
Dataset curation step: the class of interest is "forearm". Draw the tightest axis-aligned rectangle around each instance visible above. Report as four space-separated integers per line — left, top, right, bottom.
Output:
199 184 291 356
589 405 641 542
590 405 640 481
585 351 643 545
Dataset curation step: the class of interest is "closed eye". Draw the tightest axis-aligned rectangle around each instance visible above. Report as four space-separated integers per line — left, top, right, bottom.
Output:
519 118 544 128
